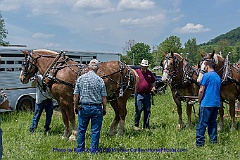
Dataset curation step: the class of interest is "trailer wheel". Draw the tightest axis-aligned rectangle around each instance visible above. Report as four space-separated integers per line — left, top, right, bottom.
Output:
17 96 35 111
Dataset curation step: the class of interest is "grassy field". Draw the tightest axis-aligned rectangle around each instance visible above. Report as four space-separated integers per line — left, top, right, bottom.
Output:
1 87 240 160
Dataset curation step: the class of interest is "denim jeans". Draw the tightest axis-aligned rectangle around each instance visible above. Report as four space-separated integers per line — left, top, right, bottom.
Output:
196 107 219 146
0 128 2 160
77 105 103 152
134 93 151 128
30 99 54 132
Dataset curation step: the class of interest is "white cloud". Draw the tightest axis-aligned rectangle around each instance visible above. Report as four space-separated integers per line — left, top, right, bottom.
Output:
0 0 65 15
117 0 155 10
0 4 20 12
0 0 23 11
174 23 211 34
27 0 64 15
120 14 165 27
86 8 115 15
74 0 111 9
44 43 60 48
95 27 110 33
32 33 55 39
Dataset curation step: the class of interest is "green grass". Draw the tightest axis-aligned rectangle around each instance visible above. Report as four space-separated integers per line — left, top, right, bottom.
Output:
1 87 240 160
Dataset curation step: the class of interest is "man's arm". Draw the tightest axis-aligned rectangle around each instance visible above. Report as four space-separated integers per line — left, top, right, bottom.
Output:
151 81 156 92
102 96 107 116
198 85 205 104
73 94 80 114
31 76 38 87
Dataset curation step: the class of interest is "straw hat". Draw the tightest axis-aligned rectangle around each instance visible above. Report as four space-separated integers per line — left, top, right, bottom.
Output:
140 59 149 67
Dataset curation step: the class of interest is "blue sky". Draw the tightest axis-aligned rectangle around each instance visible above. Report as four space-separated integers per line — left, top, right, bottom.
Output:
1 0 240 53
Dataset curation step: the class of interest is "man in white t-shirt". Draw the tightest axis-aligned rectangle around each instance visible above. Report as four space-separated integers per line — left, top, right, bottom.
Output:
29 75 54 133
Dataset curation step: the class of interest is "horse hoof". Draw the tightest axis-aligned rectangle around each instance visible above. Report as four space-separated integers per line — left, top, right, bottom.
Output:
68 135 77 142
177 124 183 129
230 127 237 131
62 136 68 140
118 132 124 136
186 125 192 129
108 131 117 136
218 126 224 132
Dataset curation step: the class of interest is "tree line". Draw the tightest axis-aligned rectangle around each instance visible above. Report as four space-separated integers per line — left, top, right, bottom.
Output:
121 34 240 68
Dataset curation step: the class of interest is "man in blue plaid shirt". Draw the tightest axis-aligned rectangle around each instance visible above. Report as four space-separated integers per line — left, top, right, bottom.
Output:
73 59 107 153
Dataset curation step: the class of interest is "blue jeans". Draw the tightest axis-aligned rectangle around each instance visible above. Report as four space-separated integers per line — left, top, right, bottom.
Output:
0 128 2 160
196 107 219 146
134 93 151 128
77 105 103 152
30 99 54 132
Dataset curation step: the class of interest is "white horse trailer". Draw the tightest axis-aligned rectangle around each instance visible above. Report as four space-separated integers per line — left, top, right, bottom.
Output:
0 46 120 112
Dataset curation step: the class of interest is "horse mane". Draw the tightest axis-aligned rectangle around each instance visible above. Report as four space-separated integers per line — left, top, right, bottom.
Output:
208 52 222 64
172 53 183 61
33 49 59 55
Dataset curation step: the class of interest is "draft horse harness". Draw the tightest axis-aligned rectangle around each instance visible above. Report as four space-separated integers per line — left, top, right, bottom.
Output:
164 54 199 90
163 54 200 110
199 54 240 86
199 54 240 100
22 50 135 101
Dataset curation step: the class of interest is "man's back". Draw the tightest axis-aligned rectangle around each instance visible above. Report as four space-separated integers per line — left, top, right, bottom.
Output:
201 71 221 107
75 70 107 104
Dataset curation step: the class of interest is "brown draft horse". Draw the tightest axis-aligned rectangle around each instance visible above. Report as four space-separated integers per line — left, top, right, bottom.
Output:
197 51 240 131
161 51 199 129
19 49 138 140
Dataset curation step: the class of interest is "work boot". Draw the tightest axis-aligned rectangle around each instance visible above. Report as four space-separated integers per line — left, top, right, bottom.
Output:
133 126 141 131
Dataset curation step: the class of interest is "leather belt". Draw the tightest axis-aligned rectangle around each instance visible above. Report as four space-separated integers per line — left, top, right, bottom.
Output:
137 93 150 95
80 103 102 106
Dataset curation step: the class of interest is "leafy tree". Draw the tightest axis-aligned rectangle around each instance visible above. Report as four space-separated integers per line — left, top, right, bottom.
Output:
158 36 182 53
199 45 216 54
216 39 229 54
234 42 240 62
120 54 132 65
184 38 200 65
0 12 9 46
127 42 153 66
157 36 182 63
151 45 159 67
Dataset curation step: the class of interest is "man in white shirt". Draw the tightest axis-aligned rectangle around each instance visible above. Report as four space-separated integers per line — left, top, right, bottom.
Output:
29 75 54 134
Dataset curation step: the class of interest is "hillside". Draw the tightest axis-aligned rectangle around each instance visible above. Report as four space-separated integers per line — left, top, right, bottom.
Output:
200 27 240 46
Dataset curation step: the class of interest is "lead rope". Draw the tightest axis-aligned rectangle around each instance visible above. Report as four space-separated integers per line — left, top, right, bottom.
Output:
119 61 124 97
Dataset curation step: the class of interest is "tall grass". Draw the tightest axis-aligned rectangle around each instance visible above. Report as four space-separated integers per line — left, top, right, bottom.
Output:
1 87 240 160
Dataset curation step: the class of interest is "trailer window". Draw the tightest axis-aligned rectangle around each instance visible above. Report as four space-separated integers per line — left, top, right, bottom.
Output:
7 61 14 64
6 68 14 71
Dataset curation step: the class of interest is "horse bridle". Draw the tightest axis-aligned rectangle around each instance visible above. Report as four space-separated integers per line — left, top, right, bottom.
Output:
164 54 199 89
22 51 39 77
163 54 181 79
199 55 221 75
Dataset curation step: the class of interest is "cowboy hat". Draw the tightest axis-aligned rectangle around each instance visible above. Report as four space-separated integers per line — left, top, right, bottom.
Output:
140 59 149 67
